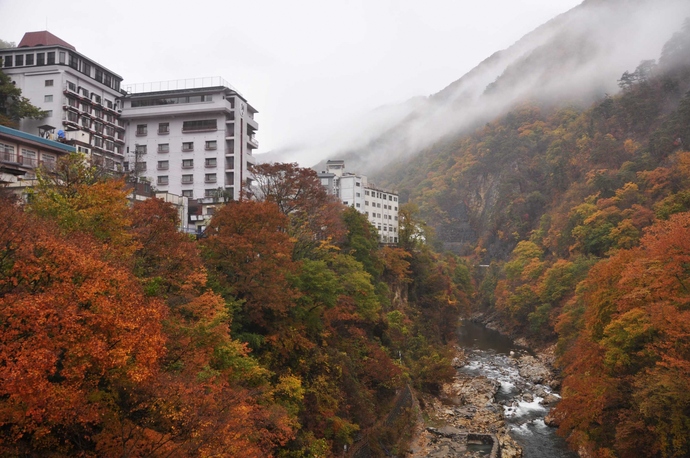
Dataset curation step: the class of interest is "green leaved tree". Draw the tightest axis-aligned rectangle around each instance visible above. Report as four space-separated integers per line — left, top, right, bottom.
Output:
0 68 47 128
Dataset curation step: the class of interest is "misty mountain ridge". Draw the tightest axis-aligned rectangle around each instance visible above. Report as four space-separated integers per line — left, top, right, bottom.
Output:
303 0 689 177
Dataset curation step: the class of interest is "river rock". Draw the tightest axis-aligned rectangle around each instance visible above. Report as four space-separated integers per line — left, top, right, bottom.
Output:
540 393 560 405
517 355 552 384
544 411 560 427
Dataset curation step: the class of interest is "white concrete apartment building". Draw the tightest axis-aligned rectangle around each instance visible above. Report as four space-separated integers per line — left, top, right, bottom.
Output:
121 78 258 211
0 31 126 171
318 160 399 244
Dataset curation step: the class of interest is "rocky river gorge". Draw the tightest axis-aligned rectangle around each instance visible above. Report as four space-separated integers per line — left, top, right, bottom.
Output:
409 320 577 458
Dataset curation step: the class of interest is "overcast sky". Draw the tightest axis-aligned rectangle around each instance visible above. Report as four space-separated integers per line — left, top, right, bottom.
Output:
0 0 582 158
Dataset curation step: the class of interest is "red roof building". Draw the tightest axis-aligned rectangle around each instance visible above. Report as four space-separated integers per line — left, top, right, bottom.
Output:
17 31 76 52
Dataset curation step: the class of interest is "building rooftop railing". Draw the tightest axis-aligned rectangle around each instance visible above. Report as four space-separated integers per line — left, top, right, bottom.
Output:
124 77 241 95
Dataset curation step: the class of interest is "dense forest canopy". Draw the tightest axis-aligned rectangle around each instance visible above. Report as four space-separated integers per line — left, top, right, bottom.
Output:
0 159 471 456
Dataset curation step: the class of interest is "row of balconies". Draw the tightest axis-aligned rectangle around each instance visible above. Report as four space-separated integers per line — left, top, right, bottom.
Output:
63 83 121 115
0 151 58 172
63 99 125 131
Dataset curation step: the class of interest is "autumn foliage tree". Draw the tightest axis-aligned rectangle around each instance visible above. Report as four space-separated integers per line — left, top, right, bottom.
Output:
555 212 690 458
0 197 165 455
249 162 345 259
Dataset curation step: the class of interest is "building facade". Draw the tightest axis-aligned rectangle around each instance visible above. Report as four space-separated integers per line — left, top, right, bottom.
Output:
0 124 75 191
0 31 126 172
121 78 258 208
318 160 399 244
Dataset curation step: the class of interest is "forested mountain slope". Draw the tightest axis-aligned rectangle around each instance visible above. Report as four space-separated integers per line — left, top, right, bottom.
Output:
376 19 690 458
340 0 689 177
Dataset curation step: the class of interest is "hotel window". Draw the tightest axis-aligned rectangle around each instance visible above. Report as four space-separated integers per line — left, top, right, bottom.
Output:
226 156 234 170
135 162 147 171
25 54 34 65
47 52 55 65
205 173 217 183
105 141 114 152
205 140 217 150
82 62 91 76
365 190 370 196
182 119 217 132
41 153 56 171
93 137 103 148
21 149 37 167
158 122 169 134
182 142 194 151
157 143 169 153
44 110 53 117
158 176 169 185
157 160 169 170
44 95 53 102
15 55 23 66
182 159 194 169
91 93 102 105
182 174 193 184
81 117 90 128
136 124 147 136
356 182 361 187
59 52 65 64
37 53 45 66
182 190 193 197
67 81 77 92
135 144 147 155
95 68 103 82
45 79 54 87
205 189 218 198
3 56 12 67
356 192 361 197
205 158 217 167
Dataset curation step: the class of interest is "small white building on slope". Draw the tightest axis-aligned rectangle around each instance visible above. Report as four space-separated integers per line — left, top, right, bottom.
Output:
318 160 399 244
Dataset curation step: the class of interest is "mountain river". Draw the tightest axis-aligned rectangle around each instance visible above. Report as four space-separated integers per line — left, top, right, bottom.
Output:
455 320 577 458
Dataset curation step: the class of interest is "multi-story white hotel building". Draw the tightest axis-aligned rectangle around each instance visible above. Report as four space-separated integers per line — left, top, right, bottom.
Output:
318 160 399 244
121 78 258 207
0 31 126 172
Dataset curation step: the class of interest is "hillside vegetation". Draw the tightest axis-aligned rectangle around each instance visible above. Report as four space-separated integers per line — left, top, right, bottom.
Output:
0 160 470 457
377 19 690 458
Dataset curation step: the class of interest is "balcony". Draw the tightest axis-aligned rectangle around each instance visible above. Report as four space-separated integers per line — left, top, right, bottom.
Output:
0 150 17 163
225 129 234 139
248 135 259 148
39 159 57 172
20 156 37 167
63 83 78 96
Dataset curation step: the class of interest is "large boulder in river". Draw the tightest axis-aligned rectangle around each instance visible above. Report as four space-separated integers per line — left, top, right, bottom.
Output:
517 355 552 384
